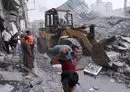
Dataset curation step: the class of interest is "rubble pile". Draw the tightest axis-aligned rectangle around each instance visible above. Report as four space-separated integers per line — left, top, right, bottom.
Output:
0 52 62 92
0 53 31 92
34 53 62 92
86 17 130 40
101 35 130 87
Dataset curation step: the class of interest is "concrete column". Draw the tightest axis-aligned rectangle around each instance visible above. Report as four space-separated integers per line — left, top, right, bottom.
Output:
20 0 29 30
124 0 127 15
0 0 4 18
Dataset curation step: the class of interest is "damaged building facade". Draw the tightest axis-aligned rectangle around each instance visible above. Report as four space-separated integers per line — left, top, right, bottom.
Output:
0 0 29 35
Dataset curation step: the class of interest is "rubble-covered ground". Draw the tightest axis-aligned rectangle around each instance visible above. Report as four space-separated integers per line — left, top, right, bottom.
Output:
1 35 130 91
0 51 62 92
1 13 130 92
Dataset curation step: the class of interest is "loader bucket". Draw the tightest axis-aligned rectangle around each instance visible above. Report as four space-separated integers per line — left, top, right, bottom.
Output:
91 43 110 67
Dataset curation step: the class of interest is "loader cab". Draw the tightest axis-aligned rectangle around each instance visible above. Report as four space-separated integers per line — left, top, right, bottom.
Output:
45 8 73 34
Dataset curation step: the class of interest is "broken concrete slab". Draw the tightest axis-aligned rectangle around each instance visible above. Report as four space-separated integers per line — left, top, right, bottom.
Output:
121 36 130 43
11 55 20 63
112 62 124 71
89 88 95 92
29 85 44 92
0 71 23 81
107 51 120 62
119 42 130 49
113 62 124 67
23 75 42 87
0 84 14 92
113 45 127 52
93 86 100 90
0 52 6 57
110 79 115 83
0 62 10 69
0 56 5 62
4 54 13 62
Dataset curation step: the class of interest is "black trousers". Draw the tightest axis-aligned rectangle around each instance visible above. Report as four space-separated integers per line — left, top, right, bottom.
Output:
30 44 35 59
4 41 10 54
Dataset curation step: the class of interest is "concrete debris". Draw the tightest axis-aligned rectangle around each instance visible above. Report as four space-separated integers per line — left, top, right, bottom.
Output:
89 88 95 92
0 53 6 57
127 84 130 88
110 79 115 83
121 36 130 43
98 35 130 88
29 85 44 92
1 34 130 91
23 76 42 86
0 56 5 62
0 84 14 92
107 51 120 62
108 36 130 52
4 54 13 62
93 86 100 90
112 61 124 71
0 71 23 81
11 56 20 63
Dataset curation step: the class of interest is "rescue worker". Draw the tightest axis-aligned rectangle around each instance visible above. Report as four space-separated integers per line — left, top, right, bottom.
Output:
2 28 11 54
21 36 34 73
61 71 83 92
25 31 35 58
50 45 78 72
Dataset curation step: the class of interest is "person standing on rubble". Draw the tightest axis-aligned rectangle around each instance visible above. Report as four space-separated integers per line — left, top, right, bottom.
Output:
21 35 34 73
25 31 35 58
37 31 47 54
2 28 11 54
50 45 78 72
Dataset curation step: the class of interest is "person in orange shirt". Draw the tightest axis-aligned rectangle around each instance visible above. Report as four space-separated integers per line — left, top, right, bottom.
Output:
20 35 34 73
25 31 35 58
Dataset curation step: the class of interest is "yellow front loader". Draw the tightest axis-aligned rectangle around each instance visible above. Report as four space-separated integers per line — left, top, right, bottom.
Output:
41 8 110 67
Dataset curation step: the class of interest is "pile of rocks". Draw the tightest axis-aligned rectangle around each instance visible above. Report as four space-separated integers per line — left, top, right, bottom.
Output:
0 52 62 92
101 35 130 88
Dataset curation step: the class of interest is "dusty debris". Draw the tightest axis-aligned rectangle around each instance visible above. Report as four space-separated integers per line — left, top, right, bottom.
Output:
127 84 130 88
93 86 100 90
0 71 23 81
89 88 95 92
107 51 120 62
110 79 115 83
0 56 5 62
23 76 42 86
0 84 14 92
29 85 44 92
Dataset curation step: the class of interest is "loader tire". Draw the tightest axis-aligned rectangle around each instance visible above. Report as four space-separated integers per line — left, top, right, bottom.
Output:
58 38 82 61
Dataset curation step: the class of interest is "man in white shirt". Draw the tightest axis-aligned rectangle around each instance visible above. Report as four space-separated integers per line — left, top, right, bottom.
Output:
2 29 11 54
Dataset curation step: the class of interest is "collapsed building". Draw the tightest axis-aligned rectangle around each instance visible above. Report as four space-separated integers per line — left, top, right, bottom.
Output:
0 0 130 91
0 0 29 35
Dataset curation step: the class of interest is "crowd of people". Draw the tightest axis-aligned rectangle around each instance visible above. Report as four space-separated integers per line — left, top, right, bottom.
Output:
1 27 83 91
